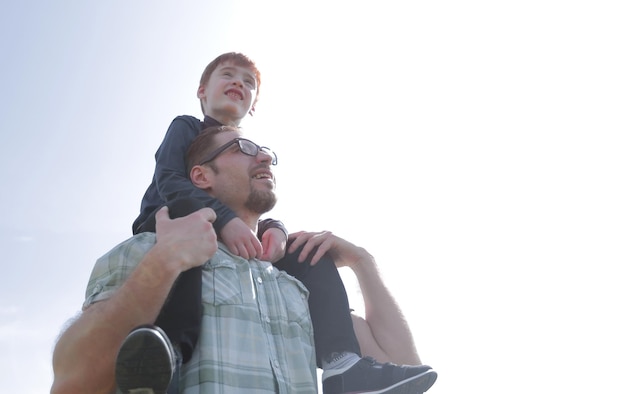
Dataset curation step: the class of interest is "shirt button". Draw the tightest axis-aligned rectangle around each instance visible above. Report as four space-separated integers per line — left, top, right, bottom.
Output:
257 277 263 284
265 316 271 323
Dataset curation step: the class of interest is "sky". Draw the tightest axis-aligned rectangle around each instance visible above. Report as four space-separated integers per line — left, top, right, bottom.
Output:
1 1 625 393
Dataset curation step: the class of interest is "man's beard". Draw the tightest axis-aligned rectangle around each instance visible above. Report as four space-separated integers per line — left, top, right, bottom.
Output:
245 188 277 214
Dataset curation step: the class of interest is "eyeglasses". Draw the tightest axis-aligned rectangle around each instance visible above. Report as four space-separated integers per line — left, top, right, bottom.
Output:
200 138 278 166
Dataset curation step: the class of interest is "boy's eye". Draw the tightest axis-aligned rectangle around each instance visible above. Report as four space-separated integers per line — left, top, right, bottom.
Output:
223 71 233 77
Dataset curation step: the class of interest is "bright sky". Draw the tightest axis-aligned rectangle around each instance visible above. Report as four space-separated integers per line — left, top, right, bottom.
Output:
1 1 625 393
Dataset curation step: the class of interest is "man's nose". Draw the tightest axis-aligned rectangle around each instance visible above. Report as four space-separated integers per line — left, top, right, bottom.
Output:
257 150 272 163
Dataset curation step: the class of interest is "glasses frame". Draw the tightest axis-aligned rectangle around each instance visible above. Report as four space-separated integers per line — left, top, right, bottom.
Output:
199 138 278 166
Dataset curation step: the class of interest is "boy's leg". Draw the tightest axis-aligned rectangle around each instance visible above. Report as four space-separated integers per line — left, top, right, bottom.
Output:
139 197 206 363
274 243 361 367
117 197 206 393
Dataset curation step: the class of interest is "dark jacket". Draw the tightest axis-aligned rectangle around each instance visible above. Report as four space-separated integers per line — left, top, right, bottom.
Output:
132 115 286 238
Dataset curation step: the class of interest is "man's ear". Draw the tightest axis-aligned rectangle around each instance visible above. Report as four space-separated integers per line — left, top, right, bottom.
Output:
189 165 212 189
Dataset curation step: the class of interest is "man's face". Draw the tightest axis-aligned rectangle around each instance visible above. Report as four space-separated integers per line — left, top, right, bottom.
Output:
198 62 257 125
208 131 277 215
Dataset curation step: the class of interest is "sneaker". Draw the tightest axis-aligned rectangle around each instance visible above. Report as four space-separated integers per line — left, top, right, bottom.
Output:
322 356 438 394
115 324 177 394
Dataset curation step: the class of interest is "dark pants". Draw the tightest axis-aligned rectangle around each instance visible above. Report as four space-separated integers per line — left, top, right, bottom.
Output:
138 198 205 363
138 197 361 367
274 243 361 366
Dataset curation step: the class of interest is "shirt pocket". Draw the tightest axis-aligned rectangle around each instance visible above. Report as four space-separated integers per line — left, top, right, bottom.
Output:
202 259 244 305
276 272 312 331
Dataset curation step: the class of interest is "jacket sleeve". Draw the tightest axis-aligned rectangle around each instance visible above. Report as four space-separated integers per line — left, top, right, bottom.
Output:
154 116 237 232
257 218 289 239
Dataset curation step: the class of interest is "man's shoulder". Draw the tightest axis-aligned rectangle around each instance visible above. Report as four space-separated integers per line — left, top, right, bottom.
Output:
84 233 157 307
91 234 156 277
103 233 156 255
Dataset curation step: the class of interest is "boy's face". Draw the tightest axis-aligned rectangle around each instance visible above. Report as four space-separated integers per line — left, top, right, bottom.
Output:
197 61 258 126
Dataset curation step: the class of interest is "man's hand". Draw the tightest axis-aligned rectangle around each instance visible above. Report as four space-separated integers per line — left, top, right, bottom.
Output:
154 206 218 271
287 230 371 267
221 217 264 259
260 227 287 263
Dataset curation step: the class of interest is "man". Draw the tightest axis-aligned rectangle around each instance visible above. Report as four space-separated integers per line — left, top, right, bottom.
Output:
51 126 437 393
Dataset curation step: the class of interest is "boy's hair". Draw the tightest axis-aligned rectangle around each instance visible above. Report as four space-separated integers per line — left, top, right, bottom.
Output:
186 125 240 173
199 52 261 115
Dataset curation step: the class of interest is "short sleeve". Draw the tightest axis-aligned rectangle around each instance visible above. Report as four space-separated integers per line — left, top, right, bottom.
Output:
83 233 157 309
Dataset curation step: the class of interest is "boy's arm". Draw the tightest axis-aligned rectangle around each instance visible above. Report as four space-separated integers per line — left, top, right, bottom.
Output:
154 116 237 232
258 218 288 239
258 218 288 262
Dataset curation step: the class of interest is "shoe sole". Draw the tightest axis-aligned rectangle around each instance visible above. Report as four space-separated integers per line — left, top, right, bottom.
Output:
115 326 174 394
355 369 438 394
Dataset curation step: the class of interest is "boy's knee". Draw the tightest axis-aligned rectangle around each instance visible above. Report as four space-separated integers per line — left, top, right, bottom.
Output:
168 197 206 219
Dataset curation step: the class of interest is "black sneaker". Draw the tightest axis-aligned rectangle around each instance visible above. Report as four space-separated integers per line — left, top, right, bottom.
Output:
115 324 176 394
322 356 438 394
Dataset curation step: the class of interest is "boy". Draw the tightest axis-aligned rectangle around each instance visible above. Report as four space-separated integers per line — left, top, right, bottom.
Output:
124 52 288 392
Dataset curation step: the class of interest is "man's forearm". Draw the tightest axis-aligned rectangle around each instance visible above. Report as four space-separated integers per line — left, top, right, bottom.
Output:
352 256 421 365
51 249 179 393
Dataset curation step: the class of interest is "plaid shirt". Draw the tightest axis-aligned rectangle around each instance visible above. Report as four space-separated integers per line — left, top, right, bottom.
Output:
85 233 318 393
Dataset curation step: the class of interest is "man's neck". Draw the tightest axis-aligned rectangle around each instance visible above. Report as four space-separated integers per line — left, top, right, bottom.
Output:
238 212 261 234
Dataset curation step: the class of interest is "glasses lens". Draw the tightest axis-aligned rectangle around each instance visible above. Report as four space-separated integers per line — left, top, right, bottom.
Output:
239 139 258 156
237 139 277 165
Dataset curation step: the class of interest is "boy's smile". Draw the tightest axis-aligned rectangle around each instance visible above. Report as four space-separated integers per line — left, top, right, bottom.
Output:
225 88 243 101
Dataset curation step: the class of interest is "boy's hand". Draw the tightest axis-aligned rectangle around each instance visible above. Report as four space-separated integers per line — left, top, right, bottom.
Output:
221 218 263 259
260 227 287 263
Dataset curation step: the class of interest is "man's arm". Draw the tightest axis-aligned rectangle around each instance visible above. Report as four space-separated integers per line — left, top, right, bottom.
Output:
51 207 217 394
347 253 421 365
287 231 421 365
